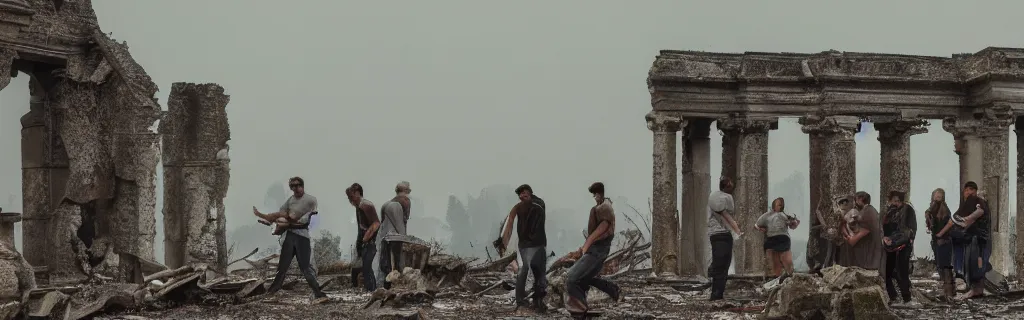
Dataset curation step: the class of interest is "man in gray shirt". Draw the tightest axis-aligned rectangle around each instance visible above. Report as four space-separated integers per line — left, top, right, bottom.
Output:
707 176 742 301
376 181 411 289
252 177 327 304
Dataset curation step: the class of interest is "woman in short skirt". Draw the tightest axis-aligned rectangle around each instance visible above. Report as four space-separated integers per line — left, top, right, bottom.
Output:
755 198 800 277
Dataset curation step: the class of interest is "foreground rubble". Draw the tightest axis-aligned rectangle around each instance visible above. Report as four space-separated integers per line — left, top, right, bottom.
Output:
6 233 1024 319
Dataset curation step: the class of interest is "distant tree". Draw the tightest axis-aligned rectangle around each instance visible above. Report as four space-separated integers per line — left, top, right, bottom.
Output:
312 230 343 270
445 195 472 256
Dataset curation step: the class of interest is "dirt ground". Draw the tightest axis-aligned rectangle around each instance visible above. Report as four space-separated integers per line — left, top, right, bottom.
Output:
88 272 1024 320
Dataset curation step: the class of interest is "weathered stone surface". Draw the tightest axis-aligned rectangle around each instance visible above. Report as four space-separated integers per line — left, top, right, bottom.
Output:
770 266 895 319
801 116 859 270
876 119 928 197
944 115 1014 275
159 83 231 270
718 117 775 275
679 118 712 276
1016 118 1024 277
0 1 170 282
646 111 682 276
649 48 1024 118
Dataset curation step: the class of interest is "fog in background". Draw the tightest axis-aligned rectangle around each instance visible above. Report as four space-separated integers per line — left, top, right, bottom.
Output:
0 0 1021 268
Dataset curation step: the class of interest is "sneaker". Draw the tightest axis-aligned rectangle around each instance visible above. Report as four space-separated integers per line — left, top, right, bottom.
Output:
902 300 922 308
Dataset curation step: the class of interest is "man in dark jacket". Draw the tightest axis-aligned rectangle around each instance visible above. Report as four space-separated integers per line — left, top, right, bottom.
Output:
882 191 916 306
499 184 548 314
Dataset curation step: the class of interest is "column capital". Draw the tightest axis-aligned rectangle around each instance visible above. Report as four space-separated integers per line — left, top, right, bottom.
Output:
942 117 1013 138
716 116 778 134
875 118 929 141
799 115 861 135
646 112 684 132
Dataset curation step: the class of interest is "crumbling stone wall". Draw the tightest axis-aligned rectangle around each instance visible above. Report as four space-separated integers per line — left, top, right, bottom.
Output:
160 83 231 270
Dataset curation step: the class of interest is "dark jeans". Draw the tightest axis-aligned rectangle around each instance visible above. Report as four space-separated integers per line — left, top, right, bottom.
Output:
885 247 912 302
268 232 326 298
379 241 403 289
358 240 378 292
516 246 548 306
566 245 618 307
708 233 733 300
931 238 953 269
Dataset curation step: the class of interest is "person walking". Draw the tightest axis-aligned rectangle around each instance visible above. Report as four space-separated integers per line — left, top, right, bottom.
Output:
252 176 328 304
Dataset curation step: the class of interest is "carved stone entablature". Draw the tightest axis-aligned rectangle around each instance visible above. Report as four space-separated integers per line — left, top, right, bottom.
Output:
799 115 861 136
942 117 1014 139
875 119 929 140
649 48 1024 119
650 48 1024 85
646 111 683 132
716 116 778 134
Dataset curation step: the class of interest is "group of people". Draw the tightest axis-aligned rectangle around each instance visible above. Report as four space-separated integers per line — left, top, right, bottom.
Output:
250 177 412 305
251 177 622 315
706 177 992 306
498 182 622 315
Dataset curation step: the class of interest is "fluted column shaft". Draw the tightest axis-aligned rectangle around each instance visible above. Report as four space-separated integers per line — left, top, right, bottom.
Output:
800 115 859 270
876 120 928 198
680 118 712 276
944 116 1013 276
719 117 776 275
647 112 683 276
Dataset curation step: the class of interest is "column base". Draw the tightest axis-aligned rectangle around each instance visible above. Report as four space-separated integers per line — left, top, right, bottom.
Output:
991 232 1013 277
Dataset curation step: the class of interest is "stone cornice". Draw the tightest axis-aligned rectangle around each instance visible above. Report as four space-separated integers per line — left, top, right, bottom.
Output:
799 115 861 135
942 117 1013 138
649 48 1024 85
646 111 683 132
875 119 929 140
716 116 778 134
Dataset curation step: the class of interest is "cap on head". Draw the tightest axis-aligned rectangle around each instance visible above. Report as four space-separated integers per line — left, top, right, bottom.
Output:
588 182 605 194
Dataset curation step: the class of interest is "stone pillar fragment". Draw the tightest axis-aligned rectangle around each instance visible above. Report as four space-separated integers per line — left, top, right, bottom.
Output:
944 115 1013 276
646 112 682 276
800 115 859 271
21 77 74 275
679 118 712 276
718 117 776 275
160 83 231 270
1016 118 1024 277
875 119 928 198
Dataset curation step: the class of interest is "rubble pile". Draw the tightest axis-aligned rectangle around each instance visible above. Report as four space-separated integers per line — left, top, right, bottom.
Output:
767 265 897 319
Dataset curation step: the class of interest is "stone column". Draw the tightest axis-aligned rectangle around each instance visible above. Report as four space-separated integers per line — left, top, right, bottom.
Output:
680 118 712 276
159 83 231 270
800 115 859 270
944 116 1013 276
1016 117 1024 277
718 117 776 275
875 119 928 198
646 112 682 276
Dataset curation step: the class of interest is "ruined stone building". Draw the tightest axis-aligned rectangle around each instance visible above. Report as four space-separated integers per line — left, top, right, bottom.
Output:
645 48 1024 278
0 1 230 283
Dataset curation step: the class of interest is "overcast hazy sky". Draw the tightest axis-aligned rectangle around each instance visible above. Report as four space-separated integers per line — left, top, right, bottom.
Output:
0 0 1022 257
